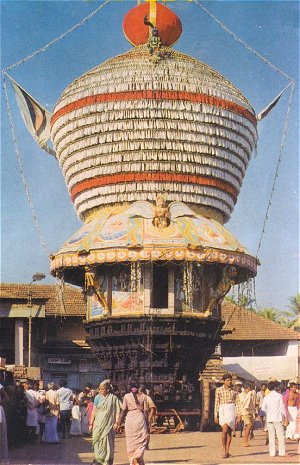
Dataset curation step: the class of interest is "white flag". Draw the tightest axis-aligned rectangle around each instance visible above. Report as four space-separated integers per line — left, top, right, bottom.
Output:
6 73 55 156
257 82 292 121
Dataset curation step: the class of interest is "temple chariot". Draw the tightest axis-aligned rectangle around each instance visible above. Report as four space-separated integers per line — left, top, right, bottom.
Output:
49 1 259 415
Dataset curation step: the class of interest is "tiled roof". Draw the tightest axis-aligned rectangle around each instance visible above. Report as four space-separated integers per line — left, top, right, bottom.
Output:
201 358 243 382
0 283 85 317
1 283 298 339
221 303 299 340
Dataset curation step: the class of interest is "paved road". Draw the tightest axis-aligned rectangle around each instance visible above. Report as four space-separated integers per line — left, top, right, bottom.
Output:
7 428 298 465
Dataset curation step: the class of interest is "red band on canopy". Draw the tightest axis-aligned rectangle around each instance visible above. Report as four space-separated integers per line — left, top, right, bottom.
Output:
70 172 238 203
51 90 257 126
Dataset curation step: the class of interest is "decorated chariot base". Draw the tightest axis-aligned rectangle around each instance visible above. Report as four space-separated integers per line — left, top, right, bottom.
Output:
51 199 257 409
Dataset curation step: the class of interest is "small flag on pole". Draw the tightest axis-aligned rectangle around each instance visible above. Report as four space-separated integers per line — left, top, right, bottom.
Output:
5 73 55 156
257 82 291 121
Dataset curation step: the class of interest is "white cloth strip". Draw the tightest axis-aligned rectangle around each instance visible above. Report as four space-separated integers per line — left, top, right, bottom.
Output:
53 116 256 153
64 152 245 182
51 102 257 145
62 147 247 179
54 125 254 158
75 188 232 220
73 182 235 213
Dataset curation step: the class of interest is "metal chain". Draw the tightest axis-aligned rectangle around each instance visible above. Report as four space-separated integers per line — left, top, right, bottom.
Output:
2 75 50 256
256 81 295 258
3 0 111 72
193 0 294 83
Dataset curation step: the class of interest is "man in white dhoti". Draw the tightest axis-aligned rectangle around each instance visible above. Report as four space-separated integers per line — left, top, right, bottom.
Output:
284 382 299 440
214 374 237 459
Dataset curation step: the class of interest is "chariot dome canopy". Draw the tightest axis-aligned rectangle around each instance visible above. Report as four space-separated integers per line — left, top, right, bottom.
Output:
50 2 257 225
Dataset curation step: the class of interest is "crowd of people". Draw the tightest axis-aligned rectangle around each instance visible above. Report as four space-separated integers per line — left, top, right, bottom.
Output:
214 374 300 459
0 379 103 465
0 375 299 465
0 378 157 465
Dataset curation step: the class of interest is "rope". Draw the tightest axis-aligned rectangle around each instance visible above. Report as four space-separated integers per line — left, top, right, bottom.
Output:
192 0 296 311
2 0 111 73
2 75 50 256
192 0 294 83
253 277 258 311
2 0 111 260
255 81 295 258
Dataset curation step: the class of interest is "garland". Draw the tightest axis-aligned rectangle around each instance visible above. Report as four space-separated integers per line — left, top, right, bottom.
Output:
183 262 193 311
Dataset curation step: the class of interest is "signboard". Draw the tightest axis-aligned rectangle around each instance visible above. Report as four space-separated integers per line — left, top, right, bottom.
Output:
254 366 272 378
48 358 71 365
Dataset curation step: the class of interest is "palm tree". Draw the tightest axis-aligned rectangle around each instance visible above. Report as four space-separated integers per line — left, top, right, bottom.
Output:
258 307 280 322
224 294 255 309
285 294 300 328
287 294 300 316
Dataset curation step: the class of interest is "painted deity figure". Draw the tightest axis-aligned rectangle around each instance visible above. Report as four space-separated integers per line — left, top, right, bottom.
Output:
148 27 161 54
119 269 129 291
204 265 238 316
85 267 110 315
144 15 162 56
153 195 170 229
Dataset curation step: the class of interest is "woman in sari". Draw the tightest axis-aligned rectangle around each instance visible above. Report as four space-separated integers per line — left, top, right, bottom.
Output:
43 383 60 443
79 384 94 435
89 380 121 465
117 382 154 465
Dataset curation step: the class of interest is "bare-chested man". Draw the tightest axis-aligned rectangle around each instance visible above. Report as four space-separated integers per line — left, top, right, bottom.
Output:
284 382 299 440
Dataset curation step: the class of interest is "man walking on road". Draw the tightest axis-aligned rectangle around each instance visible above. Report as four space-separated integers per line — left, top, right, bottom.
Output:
214 373 237 459
261 380 287 457
57 381 73 439
236 382 256 447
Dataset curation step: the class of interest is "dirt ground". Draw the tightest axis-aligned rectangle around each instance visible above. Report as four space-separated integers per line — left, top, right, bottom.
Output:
7 427 299 465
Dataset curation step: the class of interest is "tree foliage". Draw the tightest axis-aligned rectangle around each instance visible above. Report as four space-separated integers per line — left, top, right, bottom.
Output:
224 293 299 328
258 307 279 322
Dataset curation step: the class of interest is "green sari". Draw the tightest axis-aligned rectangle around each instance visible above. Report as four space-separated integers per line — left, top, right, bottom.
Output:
92 393 121 465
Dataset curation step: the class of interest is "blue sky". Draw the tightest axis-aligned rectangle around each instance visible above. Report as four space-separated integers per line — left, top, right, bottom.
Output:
1 0 299 310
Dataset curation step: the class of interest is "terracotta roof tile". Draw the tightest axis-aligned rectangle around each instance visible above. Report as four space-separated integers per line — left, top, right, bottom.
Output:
221 303 299 340
0 283 85 317
1 283 298 339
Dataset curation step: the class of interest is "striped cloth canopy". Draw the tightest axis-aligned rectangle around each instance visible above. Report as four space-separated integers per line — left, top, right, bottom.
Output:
51 46 257 223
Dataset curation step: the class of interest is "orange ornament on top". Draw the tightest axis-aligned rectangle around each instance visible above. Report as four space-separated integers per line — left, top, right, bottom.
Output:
123 2 182 47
